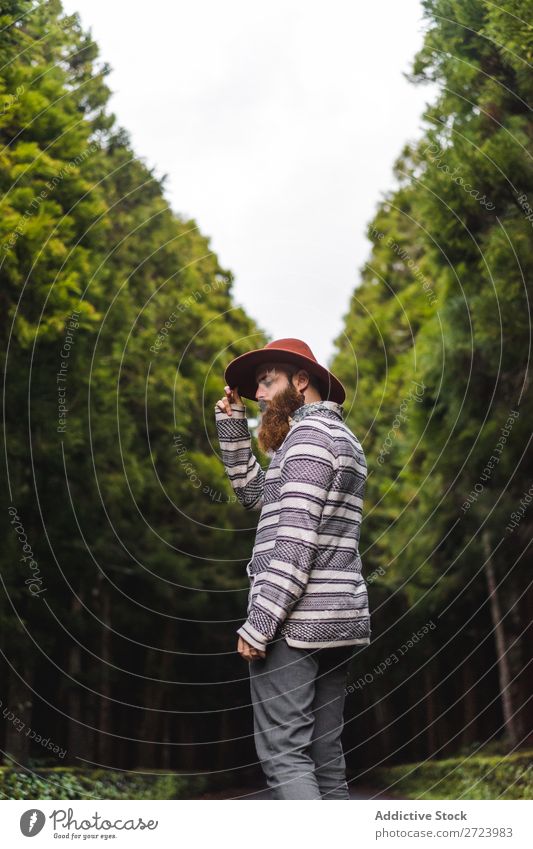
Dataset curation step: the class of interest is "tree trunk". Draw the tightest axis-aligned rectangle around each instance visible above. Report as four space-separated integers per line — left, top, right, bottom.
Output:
461 657 478 748
482 528 519 748
503 582 529 745
4 666 34 767
374 694 394 760
424 665 438 757
138 620 175 768
66 593 93 760
98 579 113 764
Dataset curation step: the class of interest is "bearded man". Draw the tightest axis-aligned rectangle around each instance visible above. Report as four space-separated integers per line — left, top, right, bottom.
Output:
214 338 370 799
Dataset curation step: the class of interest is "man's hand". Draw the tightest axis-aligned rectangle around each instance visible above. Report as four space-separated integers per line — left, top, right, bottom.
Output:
215 385 243 416
238 635 266 662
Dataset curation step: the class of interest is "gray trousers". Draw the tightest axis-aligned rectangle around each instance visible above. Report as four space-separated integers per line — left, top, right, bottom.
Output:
248 635 357 800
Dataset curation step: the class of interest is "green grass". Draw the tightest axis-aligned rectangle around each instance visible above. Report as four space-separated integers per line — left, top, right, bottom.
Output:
0 766 208 800
366 748 533 799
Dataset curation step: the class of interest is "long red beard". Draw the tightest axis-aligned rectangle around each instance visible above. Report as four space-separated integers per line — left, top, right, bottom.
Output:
256 382 306 454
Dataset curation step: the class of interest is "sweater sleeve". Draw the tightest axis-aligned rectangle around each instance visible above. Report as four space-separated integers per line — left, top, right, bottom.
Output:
236 420 337 650
214 402 265 511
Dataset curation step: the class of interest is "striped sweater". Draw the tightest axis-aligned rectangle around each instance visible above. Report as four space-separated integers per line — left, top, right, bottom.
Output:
214 399 370 650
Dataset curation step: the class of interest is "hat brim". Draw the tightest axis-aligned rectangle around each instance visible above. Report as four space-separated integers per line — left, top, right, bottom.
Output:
224 347 346 404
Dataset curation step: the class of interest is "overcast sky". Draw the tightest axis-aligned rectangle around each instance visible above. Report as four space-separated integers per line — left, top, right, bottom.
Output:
62 0 435 368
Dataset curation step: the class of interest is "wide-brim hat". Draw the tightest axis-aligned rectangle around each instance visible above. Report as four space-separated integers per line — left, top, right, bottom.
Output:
224 338 346 404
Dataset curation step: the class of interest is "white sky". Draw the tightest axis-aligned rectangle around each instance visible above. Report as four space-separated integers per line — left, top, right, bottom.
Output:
62 0 435 368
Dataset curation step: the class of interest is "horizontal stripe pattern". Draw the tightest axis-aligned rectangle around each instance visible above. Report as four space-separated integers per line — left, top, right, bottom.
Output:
214 400 370 648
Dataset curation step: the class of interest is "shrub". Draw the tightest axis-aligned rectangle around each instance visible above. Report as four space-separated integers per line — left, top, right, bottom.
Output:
0 766 207 800
366 749 533 799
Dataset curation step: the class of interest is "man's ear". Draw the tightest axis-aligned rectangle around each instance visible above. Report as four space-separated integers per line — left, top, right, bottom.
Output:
296 369 310 391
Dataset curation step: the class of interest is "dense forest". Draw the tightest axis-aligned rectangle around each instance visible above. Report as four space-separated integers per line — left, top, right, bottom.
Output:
0 0 532 792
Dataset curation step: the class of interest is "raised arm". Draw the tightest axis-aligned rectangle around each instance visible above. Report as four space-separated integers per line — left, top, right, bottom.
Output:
214 389 265 511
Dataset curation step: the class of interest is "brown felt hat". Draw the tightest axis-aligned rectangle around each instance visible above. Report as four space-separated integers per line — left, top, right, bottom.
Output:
224 338 346 404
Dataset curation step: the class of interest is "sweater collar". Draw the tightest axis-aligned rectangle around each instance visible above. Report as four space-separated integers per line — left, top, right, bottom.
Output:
288 400 344 429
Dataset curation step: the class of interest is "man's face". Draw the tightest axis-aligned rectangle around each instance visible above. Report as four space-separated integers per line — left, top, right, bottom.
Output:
254 364 289 411
254 362 306 454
